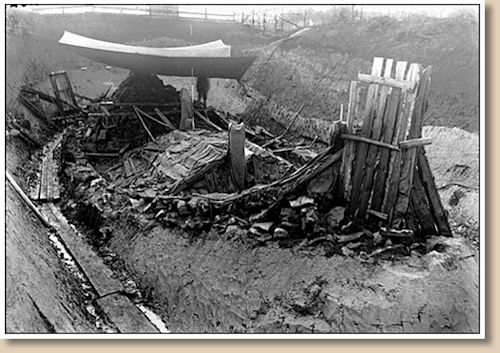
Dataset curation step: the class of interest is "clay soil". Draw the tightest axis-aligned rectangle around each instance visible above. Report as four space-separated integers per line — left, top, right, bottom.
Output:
4 9 481 334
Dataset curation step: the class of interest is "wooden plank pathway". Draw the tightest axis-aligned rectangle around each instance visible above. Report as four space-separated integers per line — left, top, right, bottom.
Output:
30 134 63 201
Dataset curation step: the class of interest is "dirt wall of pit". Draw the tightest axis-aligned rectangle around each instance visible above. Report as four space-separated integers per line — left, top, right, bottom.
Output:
5 26 101 332
5 185 97 333
102 218 479 333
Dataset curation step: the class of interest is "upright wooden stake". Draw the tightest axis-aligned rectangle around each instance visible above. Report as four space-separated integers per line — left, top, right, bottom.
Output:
357 58 394 219
347 57 384 217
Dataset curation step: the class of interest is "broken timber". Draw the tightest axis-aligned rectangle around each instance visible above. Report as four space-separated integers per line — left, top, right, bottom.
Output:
342 57 451 237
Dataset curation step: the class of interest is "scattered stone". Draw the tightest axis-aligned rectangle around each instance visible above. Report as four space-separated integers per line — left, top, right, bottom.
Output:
280 208 295 222
155 209 166 219
290 196 315 208
380 227 414 238
109 210 120 220
368 244 408 260
341 246 355 257
188 197 199 212
346 241 363 250
326 206 345 229
248 227 261 236
274 227 289 239
176 200 190 216
373 231 384 245
252 222 274 232
307 234 335 247
337 231 364 244
257 233 273 243
225 225 247 241
341 220 356 233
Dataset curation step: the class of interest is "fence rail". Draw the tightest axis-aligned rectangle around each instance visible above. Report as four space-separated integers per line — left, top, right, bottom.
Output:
28 5 308 34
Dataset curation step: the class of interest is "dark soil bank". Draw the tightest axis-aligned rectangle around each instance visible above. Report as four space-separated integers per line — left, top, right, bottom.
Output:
245 13 479 132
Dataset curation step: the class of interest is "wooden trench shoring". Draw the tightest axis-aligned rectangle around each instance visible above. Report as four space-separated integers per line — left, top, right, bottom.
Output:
340 57 451 237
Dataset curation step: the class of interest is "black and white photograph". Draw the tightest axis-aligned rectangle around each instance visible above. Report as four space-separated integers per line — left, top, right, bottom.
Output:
2 2 484 338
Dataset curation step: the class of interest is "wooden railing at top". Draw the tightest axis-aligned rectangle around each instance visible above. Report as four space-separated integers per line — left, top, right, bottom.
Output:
29 6 305 33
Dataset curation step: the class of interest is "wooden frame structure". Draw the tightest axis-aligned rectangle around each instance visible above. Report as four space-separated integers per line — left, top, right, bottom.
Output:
341 57 451 236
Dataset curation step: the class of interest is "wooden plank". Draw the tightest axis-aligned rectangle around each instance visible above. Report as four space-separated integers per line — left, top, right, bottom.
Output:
154 108 177 129
410 167 438 236
358 73 416 91
340 134 399 151
405 202 420 237
39 157 49 200
357 58 394 219
194 109 223 132
84 152 120 158
52 170 61 200
399 137 432 149
96 293 159 333
135 106 174 130
392 64 426 224
347 57 384 217
408 66 433 139
417 148 452 236
123 159 133 178
341 80 360 200
45 155 55 200
370 79 403 212
381 61 411 216
40 203 124 297
133 106 156 142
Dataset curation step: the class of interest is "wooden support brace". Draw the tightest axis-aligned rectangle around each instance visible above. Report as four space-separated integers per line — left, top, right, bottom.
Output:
133 106 156 142
399 137 432 148
135 106 174 130
194 109 223 131
341 134 399 151
154 108 177 129
358 73 417 91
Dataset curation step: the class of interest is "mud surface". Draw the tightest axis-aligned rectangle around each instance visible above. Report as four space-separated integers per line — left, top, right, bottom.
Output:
104 220 478 333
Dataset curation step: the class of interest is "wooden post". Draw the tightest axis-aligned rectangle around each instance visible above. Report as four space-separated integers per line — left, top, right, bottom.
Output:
392 64 427 225
263 12 266 32
357 59 394 218
346 57 384 217
341 80 361 201
382 62 418 218
228 123 246 191
417 147 452 236
252 10 255 30
410 167 438 235
370 62 405 212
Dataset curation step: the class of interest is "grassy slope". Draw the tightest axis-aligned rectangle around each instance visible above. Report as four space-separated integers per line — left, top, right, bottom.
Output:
246 13 479 132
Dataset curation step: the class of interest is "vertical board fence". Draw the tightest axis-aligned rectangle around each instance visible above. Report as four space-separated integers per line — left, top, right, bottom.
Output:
341 57 451 237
